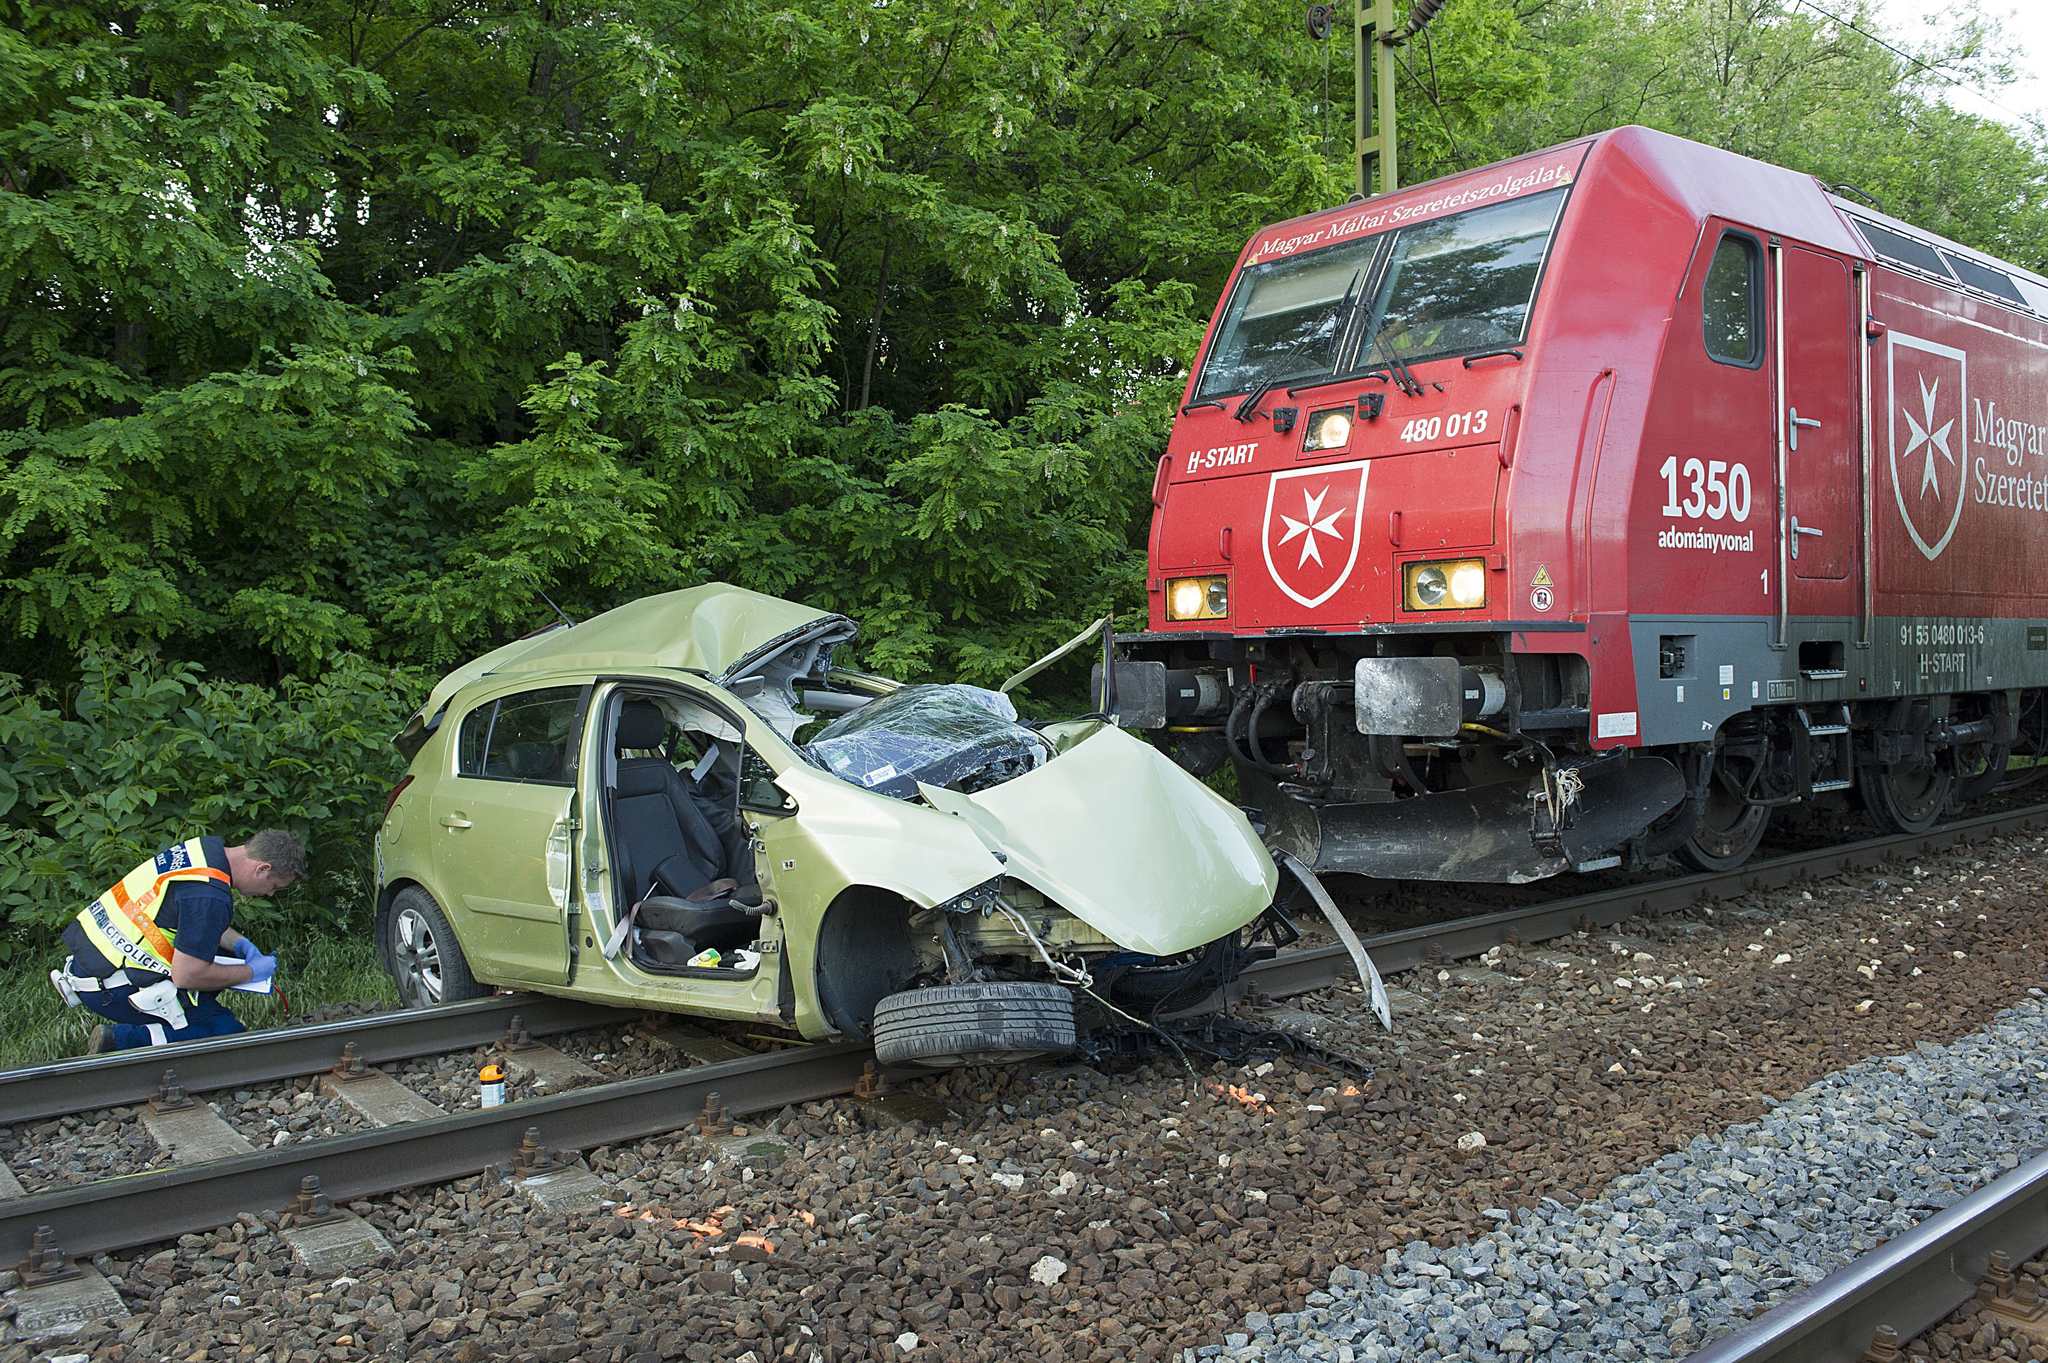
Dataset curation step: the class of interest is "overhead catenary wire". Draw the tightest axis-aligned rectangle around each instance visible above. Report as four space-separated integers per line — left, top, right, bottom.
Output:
1788 0 2039 129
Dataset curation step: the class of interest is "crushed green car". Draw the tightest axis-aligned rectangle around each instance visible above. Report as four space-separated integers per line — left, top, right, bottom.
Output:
373 584 1285 1065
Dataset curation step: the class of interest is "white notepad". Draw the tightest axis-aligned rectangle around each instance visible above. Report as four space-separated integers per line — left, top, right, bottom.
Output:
213 954 277 995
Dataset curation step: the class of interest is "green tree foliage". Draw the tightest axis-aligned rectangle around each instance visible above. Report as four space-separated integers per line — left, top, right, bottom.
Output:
0 654 418 954
1399 0 2048 271
2 0 1348 691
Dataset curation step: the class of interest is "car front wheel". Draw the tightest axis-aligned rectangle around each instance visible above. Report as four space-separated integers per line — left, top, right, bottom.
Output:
871 982 1078 1067
385 887 487 1008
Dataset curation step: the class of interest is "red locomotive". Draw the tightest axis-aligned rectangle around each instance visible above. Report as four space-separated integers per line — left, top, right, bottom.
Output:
1112 125 2048 882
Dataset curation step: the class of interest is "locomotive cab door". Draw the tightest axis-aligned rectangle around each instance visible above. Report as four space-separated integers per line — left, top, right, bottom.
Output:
1772 243 1862 633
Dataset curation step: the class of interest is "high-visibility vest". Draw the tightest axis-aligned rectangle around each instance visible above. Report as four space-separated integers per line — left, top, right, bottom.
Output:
71 838 230 976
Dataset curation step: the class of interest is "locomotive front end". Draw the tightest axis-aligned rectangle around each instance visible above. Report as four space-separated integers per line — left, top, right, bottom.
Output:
1113 141 1686 883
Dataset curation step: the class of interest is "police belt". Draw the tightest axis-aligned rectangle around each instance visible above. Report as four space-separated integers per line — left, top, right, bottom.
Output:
58 957 160 993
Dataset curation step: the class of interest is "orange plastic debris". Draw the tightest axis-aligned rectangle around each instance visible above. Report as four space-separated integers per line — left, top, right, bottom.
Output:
1204 1079 1270 1111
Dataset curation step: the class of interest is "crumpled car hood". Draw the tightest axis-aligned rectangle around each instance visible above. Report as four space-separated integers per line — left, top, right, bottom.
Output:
919 722 1278 956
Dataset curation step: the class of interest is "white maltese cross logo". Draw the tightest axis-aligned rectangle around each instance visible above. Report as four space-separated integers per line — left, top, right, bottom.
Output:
1901 373 1956 499
1260 460 1370 610
1276 485 1346 568
1886 332 1968 563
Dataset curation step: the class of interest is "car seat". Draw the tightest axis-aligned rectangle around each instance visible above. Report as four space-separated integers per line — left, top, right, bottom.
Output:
499 741 562 781
611 699 758 959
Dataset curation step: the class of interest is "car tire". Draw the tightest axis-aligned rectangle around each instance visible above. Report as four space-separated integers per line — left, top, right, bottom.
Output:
385 887 487 1009
871 982 1078 1068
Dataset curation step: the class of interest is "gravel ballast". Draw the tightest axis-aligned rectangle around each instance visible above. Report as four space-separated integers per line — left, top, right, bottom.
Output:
1210 994 2048 1362
11 830 2048 1361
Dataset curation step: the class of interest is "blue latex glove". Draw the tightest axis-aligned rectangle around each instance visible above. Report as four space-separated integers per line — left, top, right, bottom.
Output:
232 938 260 962
245 952 278 986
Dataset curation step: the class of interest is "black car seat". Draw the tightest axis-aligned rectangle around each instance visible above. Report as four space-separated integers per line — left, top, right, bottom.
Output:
611 700 757 959
500 741 561 782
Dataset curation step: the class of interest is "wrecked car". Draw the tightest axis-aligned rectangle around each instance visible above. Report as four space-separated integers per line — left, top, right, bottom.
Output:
373 583 1285 1065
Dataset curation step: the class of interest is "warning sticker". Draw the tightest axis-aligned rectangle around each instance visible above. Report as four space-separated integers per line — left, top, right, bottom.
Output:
1596 711 1638 739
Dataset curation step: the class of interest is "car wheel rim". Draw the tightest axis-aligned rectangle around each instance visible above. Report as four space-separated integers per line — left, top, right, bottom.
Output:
394 907 444 1005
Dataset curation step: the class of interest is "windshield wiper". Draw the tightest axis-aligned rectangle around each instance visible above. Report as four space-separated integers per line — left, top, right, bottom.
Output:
1357 321 1425 398
1233 371 1319 422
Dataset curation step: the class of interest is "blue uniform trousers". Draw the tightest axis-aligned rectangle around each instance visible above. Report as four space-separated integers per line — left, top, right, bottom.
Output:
81 986 245 1050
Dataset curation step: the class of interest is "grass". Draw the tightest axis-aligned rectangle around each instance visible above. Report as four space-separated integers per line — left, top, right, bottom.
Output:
0 932 397 1069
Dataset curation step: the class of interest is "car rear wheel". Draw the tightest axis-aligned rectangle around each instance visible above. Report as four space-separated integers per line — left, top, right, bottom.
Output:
386 887 486 1008
872 982 1078 1068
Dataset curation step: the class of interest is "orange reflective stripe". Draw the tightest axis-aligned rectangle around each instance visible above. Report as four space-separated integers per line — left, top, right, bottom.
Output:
116 867 225 966
110 888 175 965
152 867 229 894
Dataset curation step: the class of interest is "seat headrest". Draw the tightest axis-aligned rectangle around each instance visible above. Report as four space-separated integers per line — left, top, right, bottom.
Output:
617 700 668 751
501 741 561 781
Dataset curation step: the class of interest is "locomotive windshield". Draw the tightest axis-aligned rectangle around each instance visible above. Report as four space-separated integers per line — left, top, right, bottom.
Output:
1196 186 1567 399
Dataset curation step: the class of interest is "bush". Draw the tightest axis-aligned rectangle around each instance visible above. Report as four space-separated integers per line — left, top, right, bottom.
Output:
0 653 424 962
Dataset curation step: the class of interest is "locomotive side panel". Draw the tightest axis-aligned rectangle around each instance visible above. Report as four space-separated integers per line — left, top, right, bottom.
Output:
1620 218 1780 748
1865 269 2048 696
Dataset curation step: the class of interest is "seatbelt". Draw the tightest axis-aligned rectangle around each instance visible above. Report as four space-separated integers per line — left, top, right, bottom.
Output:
689 744 718 782
601 877 659 960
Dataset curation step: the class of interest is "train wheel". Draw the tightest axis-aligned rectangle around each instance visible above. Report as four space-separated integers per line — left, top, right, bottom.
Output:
1858 757 1951 834
1673 780 1771 873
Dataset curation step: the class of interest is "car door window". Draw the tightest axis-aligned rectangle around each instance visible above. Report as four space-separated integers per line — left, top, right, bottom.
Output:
455 687 585 785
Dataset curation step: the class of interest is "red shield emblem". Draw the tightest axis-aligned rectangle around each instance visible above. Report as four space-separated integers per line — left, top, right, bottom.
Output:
1887 332 1968 562
1261 460 1370 609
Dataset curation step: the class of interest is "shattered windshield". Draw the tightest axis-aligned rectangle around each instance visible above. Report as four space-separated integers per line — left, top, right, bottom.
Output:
1195 186 1568 398
804 683 1051 800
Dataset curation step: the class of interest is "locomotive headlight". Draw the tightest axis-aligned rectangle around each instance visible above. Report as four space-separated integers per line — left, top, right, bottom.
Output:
1303 408 1353 451
1404 558 1487 611
1166 574 1230 621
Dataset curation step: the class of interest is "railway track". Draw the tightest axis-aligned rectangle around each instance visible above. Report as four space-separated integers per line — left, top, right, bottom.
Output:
5 798 2046 1299
1683 1146 2048 1363
0 992 622 1125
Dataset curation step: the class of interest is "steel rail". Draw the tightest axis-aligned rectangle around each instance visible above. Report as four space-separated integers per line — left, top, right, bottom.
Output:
1681 1148 2048 1363
1237 800 2048 1001
5 801 2042 1269
0 1042 871 1264
0 993 625 1124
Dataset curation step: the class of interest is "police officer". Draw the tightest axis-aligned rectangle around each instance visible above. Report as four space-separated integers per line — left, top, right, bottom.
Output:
51 830 306 1053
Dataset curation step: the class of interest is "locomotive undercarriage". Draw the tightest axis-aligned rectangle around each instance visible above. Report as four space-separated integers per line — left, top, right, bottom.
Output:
1110 637 2041 883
